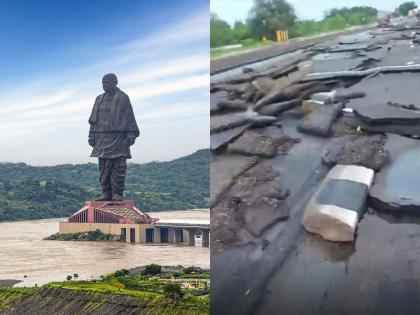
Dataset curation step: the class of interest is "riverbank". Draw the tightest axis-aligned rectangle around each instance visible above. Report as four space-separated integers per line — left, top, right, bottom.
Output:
0 264 210 314
0 280 21 288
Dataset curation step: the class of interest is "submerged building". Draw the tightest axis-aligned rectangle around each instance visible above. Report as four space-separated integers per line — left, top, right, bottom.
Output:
59 200 210 247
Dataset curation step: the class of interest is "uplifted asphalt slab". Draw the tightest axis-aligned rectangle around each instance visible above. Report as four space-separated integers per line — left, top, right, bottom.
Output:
369 134 420 212
344 72 420 122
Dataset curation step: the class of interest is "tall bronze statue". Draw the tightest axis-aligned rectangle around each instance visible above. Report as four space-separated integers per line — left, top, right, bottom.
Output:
88 73 139 201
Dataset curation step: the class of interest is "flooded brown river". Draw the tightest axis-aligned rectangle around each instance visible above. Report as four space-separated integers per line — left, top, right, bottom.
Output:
0 210 209 287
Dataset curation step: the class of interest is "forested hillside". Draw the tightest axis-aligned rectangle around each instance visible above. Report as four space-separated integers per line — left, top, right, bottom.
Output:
0 149 209 221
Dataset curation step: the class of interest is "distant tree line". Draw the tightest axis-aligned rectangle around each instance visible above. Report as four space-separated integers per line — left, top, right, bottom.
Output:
0 149 210 221
394 1 417 16
211 0 390 47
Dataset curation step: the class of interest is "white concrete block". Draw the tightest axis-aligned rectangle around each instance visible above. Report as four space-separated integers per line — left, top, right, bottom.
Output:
302 164 374 242
327 164 375 187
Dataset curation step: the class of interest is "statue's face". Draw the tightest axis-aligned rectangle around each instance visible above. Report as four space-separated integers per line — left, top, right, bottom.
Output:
102 79 117 92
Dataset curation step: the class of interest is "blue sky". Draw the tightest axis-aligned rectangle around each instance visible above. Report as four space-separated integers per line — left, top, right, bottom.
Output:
211 0 410 25
0 0 209 165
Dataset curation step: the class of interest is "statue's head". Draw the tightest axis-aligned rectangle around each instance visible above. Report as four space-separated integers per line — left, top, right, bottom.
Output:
102 73 118 92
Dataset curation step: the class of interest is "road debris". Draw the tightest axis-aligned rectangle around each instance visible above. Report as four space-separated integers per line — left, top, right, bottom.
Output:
302 164 374 242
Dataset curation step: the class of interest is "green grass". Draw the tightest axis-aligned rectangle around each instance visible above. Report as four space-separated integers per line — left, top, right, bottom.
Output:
211 39 272 58
0 288 37 311
0 269 210 314
48 281 159 299
210 21 377 59
47 280 209 314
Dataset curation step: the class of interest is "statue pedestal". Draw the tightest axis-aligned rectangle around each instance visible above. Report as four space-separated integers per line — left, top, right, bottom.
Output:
68 200 156 224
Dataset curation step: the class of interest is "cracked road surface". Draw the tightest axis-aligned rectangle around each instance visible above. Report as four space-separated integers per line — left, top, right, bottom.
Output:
211 19 420 315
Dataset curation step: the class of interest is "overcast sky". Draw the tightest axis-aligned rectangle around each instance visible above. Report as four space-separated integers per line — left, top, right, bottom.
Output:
0 0 208 166
211 0 414 24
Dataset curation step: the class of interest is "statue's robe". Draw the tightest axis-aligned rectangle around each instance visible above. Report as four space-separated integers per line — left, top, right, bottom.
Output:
88 87 139 198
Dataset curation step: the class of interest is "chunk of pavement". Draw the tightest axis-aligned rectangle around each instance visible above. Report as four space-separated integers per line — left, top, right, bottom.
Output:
344 73 420 123
210 91 228 113
227 126 298 158
302 100 324 115
258 99 301 116
212 163 289 246
211 124 251 151
369 134 420 212
311 90 337 104
254 81 315 110
248 114 277 127
322 134 389 171
311 57 369 73
210 154 258 206
298 103 343 137
217 100 250 111
302 164 374 242
335 91 366 101
251 77 277 93
211 114 250 134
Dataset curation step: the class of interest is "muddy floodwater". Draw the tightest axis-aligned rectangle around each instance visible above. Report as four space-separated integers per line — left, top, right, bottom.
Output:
0 210 209 287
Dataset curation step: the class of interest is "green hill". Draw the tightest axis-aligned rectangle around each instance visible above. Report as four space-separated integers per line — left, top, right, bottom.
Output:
0 149 210 221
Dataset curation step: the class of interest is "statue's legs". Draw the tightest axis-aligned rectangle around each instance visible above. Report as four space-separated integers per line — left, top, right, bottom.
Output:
110 157 127 201
97 157 127 201
98 158 113 200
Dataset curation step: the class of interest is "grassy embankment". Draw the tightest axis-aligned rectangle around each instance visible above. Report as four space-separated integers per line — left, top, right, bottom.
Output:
0 267 210 314
211 20 377 59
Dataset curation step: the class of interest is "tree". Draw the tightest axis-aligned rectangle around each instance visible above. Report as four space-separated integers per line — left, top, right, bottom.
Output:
114 269 129 277
141 264 161 276
210 13 234 47
320 15 347 32
163 283 184 302
396 1 418 16
183 266 201 274
232 21 251 42
247 0 297 40
326 6 378 25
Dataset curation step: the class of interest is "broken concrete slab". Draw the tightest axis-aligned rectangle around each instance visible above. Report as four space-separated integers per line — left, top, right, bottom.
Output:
298 103 343 137
311 57 369 73
211 124 251 151
369 134 420 212
254 82 316 110
356 121 420 136
328 42 378 53
217 100 250 111
302 100 323 115
360 45 390 61
227 125 299 158
212 162 289 247
215 51 310 85
311 90 337 103
302 164 374 242
211 91 228 113
305 63 420 81
247 114 278 127
343 72 420 123
210 113 251 134
258 99 301 116
322 134 389 171
210 154 258 206
372 41 420 67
